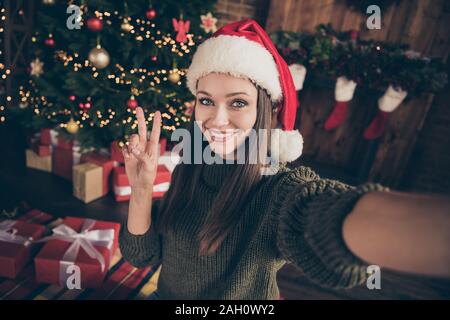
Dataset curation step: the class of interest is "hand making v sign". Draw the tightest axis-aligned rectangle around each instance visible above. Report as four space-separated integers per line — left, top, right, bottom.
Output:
122 107 162 191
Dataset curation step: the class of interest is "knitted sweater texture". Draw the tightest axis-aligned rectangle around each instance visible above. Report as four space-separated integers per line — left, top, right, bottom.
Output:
119 163 387 299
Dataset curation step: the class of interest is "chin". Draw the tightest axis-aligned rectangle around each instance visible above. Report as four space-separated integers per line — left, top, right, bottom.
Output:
208 141 237 159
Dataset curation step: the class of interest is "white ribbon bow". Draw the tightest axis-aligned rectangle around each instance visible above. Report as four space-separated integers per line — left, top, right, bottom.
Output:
37 219 115 272
0 220 33 246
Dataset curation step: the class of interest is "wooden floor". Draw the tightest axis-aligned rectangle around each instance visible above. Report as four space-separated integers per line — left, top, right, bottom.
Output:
1 122 450 300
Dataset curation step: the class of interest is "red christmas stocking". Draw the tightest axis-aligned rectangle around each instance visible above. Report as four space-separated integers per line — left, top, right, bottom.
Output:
324 77 357 131
324 101 349 131
363 110 389 140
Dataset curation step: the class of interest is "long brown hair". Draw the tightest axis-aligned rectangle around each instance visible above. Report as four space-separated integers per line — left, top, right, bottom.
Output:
157 84 274 256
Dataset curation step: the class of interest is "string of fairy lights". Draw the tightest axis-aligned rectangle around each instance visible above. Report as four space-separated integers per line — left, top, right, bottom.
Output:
13 3 202 136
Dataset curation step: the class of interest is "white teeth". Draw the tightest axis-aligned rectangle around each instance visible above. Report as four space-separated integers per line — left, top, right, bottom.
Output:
208 129 237 141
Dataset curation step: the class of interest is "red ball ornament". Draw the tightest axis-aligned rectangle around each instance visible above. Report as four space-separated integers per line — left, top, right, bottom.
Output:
151 55 157 62
69 95 76 101
127 96 138 109
45 38 55 47
86 17 103 32
84 102 91 109
146 8 157 20
79 102 85 109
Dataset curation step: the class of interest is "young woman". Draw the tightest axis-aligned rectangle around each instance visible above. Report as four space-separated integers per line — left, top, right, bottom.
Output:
119 19 450 300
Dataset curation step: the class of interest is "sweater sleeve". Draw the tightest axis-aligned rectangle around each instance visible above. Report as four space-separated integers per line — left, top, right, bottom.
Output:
273 166 389 289
119 199 162 268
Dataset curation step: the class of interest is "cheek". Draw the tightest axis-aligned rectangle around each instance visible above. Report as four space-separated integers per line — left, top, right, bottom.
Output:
235 107 257 129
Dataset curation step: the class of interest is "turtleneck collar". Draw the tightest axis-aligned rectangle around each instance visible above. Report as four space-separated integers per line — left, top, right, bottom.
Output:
199 161 283 191
200 162 237 191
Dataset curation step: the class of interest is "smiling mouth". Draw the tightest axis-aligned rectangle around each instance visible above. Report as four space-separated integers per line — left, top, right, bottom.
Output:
207 129 239 142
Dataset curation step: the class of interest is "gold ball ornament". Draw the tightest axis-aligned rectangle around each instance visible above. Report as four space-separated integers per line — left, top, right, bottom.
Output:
66 118 79 134
168 71 180 84
121 19 134 32
88 46 110 69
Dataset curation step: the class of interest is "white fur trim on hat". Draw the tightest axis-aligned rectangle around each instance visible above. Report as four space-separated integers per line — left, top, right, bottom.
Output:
270 129 303 163
186 35 282 102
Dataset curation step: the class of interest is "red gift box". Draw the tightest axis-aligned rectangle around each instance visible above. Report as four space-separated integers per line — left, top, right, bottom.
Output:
56 136 75 150
112 166 130 202
40 128 52 145
159 137 167 155
80 152 115 196
34 217 120 289
31 141 52 157
110 141 125 164
153 165 171 199
0 220 46 279
52 138 81 181
112 165 171 202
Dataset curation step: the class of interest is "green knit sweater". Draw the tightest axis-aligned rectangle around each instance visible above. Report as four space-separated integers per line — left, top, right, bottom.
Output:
119 163 388 300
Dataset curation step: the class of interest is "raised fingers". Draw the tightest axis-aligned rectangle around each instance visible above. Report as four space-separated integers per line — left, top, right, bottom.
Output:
128 134 140 152
122 145 132 161
146 110 162 157
136 107 147 143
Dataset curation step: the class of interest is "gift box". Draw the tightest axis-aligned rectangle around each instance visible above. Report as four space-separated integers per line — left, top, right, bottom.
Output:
52 138 81 181
31 141 52 157
112 166 130 202
34 217 120 289
110 141 125 164
80 152 114 196
158 151 181 173
26 149 52 172
113 165 171 202
159 137 167 156
153 165 171 199
40 128 53 145
73 163 104 203
0 220 47 279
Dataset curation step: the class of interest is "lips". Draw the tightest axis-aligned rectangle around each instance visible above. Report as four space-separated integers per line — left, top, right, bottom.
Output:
207 129 238 142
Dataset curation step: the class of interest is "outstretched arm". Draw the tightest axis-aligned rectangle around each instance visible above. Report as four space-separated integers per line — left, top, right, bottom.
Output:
342 190 450 278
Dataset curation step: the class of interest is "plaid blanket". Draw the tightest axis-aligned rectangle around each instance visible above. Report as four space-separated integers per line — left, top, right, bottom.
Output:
0 209 161 300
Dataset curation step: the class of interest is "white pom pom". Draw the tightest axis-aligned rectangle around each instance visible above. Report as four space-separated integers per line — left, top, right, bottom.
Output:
271 129 303 163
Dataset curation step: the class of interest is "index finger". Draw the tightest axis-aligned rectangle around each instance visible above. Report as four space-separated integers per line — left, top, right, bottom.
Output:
136 107 147 142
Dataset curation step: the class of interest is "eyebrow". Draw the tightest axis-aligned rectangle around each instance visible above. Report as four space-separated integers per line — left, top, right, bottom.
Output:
197 90 250 98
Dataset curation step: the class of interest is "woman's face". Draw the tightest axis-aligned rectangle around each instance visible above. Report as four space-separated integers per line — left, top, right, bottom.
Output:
195 73 258 159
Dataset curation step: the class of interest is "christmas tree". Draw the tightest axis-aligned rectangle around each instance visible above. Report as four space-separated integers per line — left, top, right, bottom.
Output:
16 0 218 150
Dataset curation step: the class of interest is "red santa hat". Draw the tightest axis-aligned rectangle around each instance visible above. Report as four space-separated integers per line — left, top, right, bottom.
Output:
186 19 303 163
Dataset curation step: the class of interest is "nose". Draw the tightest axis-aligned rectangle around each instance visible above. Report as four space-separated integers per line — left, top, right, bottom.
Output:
208 104 230 128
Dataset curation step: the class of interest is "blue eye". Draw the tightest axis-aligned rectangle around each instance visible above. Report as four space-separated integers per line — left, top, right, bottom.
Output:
199 98 213 106
232 100 247 108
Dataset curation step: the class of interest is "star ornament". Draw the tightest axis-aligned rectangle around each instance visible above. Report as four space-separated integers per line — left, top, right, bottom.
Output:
30 58 44 77
200 12 218 33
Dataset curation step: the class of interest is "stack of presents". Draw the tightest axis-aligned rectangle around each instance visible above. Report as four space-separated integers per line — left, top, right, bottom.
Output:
0 212 122 289
0 128 176 291
25 128 180 203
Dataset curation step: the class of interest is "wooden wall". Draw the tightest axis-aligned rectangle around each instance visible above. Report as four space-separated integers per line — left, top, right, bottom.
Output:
215 0 270 27
265 0 450 190
266 0 449 58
